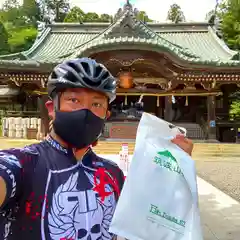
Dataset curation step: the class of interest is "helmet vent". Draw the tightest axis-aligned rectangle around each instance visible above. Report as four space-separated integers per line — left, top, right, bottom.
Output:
94 66 102 77
81 62 90 75
50 71 58 80
82 77 100 87
101 71 110 80
67 62 80 73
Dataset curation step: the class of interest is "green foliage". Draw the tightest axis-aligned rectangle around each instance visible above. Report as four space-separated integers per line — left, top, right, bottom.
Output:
63 6 85 23
64 8 113 23
218 0 240 50
99 14 113 23
0 0 26 27
83 12 100 22
0 0 156 54
230 100 240 120
7 27 37 53
167 4 186 23
22 0 42 26
136 11 153 22
0 21 9 54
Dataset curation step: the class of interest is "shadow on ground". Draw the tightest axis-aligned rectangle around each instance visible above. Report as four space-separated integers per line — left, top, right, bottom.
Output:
199 192 240 240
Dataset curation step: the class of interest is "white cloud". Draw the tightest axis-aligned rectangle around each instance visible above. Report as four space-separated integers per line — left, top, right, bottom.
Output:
0 0 218 22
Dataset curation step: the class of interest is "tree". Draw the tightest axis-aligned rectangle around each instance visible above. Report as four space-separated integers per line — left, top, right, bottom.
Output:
136 11 152 22
99 13 112 23
2 0 19 10
0 0 26 26
83 12 99 22
230 100 240 120
22 0 42 26
45 0 70 22
7 27 37 53
166 4 186 23
0 21 9 54
63 6 85 23
218 0 240 50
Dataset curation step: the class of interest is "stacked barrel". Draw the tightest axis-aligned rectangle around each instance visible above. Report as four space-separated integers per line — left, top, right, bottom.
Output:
1 117 42 139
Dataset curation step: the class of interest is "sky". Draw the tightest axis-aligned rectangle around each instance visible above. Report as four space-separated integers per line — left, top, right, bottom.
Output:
0 0 218 22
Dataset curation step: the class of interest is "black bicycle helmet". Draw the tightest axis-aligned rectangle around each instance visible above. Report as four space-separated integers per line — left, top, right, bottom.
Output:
47 57 116 103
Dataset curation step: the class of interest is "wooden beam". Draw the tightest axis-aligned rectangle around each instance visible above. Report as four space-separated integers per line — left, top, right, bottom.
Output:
116 92 222 96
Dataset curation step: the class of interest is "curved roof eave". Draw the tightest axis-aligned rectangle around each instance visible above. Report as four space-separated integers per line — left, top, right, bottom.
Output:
208 26 238 59
69 37 240 68
21 27 52 58
0 52 26 60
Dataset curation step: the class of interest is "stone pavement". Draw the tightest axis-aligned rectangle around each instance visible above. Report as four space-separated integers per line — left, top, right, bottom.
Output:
197 177 240 240
100 154 240 240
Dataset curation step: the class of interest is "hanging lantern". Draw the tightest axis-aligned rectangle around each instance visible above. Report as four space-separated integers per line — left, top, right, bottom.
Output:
124 95 128 105
119 71 133 89
185 96 188 106
157 96 160 107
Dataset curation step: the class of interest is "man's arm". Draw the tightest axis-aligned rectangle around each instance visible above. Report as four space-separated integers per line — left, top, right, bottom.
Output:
0 150 23 209
0 176 7 207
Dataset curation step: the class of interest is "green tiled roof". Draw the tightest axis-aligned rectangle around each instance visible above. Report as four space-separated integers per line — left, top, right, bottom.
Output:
0 4 239 68
157 26 236 61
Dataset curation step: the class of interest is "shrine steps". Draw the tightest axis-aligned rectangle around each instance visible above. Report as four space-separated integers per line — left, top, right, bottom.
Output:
0 138 239 159
93 141 240 158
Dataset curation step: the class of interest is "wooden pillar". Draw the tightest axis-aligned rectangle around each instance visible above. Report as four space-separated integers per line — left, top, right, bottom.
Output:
38 95 49 138
156 96 162 118
207 95 217 140
164 96 173 122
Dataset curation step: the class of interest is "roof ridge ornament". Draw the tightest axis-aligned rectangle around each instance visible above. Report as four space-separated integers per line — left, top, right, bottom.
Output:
124 0 132 10
114 0 136 21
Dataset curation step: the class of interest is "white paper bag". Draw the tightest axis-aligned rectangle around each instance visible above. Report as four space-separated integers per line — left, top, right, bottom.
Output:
110 113 203 240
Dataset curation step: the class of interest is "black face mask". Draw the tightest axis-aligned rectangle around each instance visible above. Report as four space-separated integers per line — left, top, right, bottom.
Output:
53 109 105 149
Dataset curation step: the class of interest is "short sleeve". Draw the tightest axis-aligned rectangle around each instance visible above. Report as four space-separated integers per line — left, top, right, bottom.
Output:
0 150 23 209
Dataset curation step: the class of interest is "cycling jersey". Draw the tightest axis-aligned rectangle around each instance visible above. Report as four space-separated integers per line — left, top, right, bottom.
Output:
0 136 125 240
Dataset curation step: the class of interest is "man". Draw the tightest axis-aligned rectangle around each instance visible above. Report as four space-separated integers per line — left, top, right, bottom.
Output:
0 58 193 240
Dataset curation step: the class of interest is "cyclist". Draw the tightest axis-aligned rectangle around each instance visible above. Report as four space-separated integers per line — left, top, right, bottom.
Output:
0 58 193 240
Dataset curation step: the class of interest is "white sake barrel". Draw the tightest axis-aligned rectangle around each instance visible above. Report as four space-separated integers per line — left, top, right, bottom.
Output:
15 117 22 125
2 117 8 129
31 118 38 128
8 129 16 138
15 129 23 138
2 118 6 137
8 118 14 130
4 118 9 137
25 118 30 128
21 118 26 126
22 126 27 138
15 121 22 138
30 118 34 128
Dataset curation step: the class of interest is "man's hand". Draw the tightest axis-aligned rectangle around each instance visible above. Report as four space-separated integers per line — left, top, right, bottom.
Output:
171 134 193 156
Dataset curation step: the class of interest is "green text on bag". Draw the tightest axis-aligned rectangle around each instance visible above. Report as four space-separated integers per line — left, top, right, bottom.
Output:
149 204 186 227
153 150 183 176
